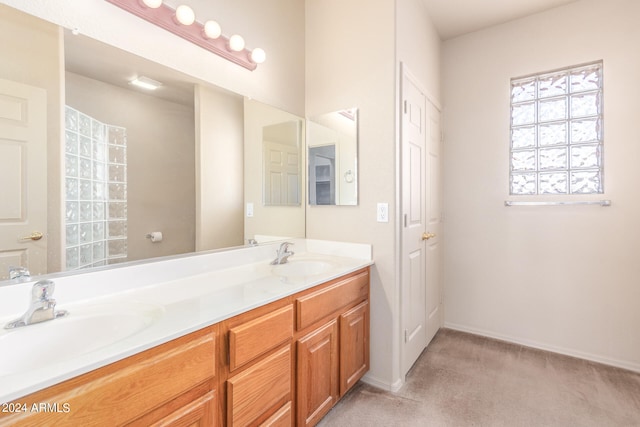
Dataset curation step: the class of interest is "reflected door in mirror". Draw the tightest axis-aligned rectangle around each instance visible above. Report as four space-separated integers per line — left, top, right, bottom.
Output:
0 79 47 280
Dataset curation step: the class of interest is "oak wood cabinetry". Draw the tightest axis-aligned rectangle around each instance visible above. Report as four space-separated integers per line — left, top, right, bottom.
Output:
0 326 218 427
295 270 370 427
339 301 370 395
296 320 339 427
0 267 370 427
222 303 295 426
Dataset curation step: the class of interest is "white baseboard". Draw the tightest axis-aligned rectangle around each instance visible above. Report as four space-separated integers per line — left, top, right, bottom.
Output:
361 373 404 392
444 322 640 374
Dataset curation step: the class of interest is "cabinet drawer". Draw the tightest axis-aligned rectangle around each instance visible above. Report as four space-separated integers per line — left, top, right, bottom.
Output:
2 329 216 427
296 270 369 330
148 390 216 427
227 345 292 426
229 305 293 371
259 401 292 427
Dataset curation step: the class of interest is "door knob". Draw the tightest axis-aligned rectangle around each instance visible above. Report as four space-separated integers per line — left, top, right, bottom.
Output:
20 231 43 241
422 232 436 241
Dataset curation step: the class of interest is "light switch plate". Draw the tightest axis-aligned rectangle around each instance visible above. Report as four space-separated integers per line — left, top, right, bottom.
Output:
377 203 389 223
246 203 254 217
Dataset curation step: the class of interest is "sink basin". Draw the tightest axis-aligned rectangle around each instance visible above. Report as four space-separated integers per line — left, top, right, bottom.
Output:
272 259 334 278
0 303 164 376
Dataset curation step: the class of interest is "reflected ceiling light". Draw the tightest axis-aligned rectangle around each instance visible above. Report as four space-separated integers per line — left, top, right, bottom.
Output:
106 0 263 71
250 48 266 64
203 20 222 39
228 34 245 52
129 76 163 90
140 0 162 8
174 5 195 25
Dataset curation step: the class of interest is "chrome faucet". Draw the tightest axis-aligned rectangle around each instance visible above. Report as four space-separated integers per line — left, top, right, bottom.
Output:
8 266 30 282
4 280 68 329
270 242 294 265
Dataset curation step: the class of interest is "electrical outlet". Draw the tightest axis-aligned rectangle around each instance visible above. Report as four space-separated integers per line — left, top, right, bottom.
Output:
246 202 254 217
377 203 389 223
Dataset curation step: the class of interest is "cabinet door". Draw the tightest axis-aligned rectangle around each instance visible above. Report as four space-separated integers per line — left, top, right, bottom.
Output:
148 391 216 427
340 301 369 395
296 320 339 427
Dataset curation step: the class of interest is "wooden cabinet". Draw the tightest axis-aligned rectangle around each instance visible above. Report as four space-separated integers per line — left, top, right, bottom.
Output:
228 305 293 372
295 269 370 427
226 346 292 426
296 320 339 427
0 326 217 427
1 266 370 427
340 301 369 396
259 402 292 427
148 391 216 427
224 303 294 427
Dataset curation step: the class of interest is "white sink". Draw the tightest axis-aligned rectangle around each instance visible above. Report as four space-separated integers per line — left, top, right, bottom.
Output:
272 259 335 278
0 303 164 376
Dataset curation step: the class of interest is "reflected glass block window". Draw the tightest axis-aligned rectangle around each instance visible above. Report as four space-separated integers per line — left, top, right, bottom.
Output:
510 61 603 195
64 106 127 270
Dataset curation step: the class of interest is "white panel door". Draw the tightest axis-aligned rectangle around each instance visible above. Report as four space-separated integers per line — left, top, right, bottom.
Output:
400 66 443 377
425 99 443 344
263 141 300 206
0 78 47 280
401 69 428 376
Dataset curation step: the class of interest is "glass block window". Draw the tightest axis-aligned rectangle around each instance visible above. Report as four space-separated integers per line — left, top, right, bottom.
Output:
65 106 127 270
510 61 603 195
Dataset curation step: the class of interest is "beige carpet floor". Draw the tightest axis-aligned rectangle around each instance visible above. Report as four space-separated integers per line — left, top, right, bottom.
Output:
318 329 640 426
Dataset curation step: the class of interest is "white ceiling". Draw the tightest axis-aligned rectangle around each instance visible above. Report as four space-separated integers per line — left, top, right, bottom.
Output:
423 0 581 40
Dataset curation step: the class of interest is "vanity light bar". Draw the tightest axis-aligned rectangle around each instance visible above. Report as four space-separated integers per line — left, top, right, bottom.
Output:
105 0 262 71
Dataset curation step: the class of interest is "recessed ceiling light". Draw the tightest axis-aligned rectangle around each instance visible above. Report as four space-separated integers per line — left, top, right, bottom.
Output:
129 76 163 90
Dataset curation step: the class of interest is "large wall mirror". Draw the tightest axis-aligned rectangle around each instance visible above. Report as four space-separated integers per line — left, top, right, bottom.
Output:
307 109 358 206
0 4 305 284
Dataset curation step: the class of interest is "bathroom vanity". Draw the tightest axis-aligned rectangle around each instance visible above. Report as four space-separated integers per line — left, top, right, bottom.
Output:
0 239 372 426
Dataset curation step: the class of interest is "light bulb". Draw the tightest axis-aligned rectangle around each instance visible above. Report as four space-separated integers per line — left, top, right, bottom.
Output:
175 5 195 25
203 20 222 39
141 0 162 8
250 48 266 64
228 34 245 52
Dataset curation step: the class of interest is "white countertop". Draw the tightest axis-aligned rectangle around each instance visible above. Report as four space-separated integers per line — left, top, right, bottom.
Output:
0 239 372 404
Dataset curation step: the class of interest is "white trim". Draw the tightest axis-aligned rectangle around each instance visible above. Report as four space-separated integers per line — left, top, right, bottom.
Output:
361 373 405 393
444 322 640 374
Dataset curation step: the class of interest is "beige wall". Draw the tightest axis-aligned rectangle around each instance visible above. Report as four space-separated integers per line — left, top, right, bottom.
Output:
442 0 640 371
305 0 397 388
305 0 441 390
0 5 64 272
396 0 442 103
66 72 196 262
195 85 244 250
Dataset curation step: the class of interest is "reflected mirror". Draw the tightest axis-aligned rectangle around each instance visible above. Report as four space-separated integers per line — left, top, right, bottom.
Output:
307 109 358 205
0 4 305 284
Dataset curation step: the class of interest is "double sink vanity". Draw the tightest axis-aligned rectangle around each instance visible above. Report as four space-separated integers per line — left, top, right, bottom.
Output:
0 239 372 426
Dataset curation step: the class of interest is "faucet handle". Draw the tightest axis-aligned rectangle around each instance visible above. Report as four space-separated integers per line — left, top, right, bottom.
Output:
9 266 30 281
32 280 55 302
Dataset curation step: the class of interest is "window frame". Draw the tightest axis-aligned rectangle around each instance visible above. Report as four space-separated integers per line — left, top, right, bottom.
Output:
509 61 604 196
